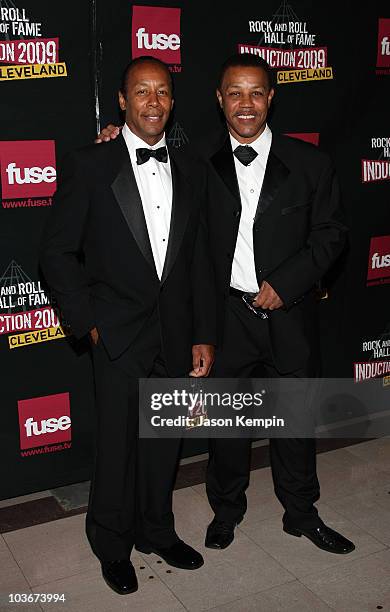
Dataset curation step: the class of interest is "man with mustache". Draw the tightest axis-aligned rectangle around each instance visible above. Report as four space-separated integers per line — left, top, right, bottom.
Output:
96 53 354 556
203 53 354 555
40 56 216 596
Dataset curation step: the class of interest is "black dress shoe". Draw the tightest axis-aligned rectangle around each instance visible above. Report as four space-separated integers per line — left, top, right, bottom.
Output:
136 540 203 570
101 560 138 595
205 517 242 550
283 522 355 554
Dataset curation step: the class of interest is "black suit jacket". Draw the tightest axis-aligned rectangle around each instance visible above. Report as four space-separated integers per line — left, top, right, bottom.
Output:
39 134 216 375
207 133 347 373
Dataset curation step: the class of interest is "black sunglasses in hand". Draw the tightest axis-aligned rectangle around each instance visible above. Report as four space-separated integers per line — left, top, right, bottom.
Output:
242 292 268 319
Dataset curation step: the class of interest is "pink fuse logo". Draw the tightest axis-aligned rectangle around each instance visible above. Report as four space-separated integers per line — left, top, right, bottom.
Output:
0 140 56 199
18 392 71 450
377 18 390 68
132 6 181 64
367 235 390 286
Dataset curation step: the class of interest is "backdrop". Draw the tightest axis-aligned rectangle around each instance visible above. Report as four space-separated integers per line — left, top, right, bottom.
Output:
1 0 389 498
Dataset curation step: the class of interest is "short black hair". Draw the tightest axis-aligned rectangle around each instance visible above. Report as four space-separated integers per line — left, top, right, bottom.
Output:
218 53 276 90
119 56 173 97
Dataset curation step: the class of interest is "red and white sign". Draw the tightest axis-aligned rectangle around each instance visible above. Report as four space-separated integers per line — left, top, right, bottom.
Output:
237 45 327 70
132 6 181 64
367 235 390 286
0 38 59 65
0 307 60 335
286 132 320 146
354 361 390 382
377 18 390 68
362 159 390 183
18 392 71 450
0 140 56 199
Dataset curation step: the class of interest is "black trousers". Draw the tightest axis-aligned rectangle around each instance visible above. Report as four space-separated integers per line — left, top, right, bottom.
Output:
86 310 183 562
206 294 321 530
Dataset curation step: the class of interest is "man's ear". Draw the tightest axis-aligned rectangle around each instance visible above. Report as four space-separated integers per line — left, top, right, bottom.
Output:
216 89 223 109
267 88 275 108
118 90 126 111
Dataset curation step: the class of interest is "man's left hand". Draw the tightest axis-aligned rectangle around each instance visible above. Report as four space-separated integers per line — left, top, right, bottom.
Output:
95 124 122 144
253 281 283 310
189 344 215 377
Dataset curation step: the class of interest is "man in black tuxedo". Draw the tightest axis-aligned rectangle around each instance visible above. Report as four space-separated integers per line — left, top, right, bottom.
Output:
203 53 354 554
95 54 355 556
40 56 216 595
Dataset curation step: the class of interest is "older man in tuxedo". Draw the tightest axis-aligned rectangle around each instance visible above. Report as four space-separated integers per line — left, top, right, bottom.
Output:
40 56 216 595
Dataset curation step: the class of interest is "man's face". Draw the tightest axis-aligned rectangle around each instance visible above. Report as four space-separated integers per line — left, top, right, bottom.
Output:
119 62 174 145
216 65 274 144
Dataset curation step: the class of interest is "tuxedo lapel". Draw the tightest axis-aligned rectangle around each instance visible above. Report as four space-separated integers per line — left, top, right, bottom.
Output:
210 136 241 206
254 140 290 221
110 136 157 275
161 146 191 285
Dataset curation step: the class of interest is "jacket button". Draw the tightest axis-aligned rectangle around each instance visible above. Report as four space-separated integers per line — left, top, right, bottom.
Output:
233 210 240 217
227 252 232 259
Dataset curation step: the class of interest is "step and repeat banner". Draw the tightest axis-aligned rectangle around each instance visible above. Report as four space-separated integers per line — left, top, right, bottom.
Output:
0 1 96 499
1 0 389 498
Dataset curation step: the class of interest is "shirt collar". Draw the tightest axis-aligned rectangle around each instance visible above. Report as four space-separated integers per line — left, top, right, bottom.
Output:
230 124 272 158
122 123 167 163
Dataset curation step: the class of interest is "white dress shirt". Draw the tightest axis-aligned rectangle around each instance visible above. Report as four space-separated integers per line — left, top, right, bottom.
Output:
230 125 272 293
122 123 172 279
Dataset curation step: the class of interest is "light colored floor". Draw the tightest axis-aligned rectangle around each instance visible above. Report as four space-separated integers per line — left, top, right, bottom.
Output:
1 439 390 611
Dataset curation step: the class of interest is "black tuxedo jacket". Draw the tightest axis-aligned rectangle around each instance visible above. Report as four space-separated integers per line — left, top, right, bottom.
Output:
39 134 216 375
207 132 347 373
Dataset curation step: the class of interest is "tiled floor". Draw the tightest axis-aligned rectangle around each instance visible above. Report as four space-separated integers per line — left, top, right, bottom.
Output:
1 439 390 611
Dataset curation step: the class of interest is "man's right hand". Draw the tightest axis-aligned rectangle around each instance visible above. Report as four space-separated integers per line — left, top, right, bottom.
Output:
89 327 99 345
95 124 122 144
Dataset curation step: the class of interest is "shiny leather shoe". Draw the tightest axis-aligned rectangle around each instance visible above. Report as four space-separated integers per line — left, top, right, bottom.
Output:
136 540 204 570
205 517 242 550
283 522 355 554
101 560 138 595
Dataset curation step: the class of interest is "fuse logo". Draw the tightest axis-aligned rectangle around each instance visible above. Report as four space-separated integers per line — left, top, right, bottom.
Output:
24 416 71 437
367 235 390 286
371 252 390 269
377 18 390 68
18 392 71 450
6 163 56 185
0 140 56 199
132 6 181 64
381 37 390 55
135 28 180 51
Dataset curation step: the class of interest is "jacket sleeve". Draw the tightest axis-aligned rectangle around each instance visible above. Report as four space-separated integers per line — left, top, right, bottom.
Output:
39 151 95 339
191 163 217 346
265 157 348 309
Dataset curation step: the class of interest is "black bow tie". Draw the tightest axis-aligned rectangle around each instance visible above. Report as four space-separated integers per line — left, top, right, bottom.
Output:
136 146 168 165
234 145 258 166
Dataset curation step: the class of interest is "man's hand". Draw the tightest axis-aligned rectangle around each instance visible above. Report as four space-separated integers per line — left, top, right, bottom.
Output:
189 344 215 377
89 327 99 345
253 281 283 310
95 124 122 144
